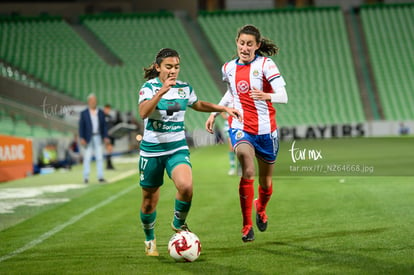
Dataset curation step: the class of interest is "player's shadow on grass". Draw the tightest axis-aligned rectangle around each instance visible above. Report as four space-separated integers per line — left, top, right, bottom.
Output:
260 227 412 273
154 253 264 275
273 227 388 243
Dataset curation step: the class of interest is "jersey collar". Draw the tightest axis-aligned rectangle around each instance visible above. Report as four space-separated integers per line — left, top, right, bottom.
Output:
236 54 259 65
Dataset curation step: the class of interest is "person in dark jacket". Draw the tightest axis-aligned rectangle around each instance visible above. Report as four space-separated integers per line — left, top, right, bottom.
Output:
79 94 109 183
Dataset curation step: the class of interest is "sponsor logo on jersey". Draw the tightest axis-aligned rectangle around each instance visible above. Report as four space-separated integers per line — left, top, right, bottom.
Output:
253 70 259 77
152 121 164 130
237 80 250 94
151 120 184 132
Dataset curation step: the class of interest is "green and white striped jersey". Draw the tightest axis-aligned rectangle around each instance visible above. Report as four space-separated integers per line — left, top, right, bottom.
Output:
138 77 198 157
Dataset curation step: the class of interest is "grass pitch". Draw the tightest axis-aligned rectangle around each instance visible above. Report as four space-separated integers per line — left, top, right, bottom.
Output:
0 138 413 274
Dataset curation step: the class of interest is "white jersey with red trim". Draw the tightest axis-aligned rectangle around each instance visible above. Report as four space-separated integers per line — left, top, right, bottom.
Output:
222 55 286 135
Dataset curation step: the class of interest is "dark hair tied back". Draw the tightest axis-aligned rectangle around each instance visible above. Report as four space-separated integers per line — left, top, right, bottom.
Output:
143 48 180 80
237 24 279 56
155 48 179 63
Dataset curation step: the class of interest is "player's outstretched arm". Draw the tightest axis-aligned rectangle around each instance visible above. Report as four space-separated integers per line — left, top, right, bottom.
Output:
192 101 241 119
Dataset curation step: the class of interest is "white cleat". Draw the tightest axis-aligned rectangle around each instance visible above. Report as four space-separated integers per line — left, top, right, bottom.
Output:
144 239 159 256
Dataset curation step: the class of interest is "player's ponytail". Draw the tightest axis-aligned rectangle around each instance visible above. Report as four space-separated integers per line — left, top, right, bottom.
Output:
258 37 279 56
143 63 158 80
236 24 279 57
143 48 180 80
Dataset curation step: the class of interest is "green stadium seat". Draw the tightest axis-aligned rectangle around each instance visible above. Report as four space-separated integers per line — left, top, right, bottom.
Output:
13 120 33 137
0 116 15 135
360 3 414 120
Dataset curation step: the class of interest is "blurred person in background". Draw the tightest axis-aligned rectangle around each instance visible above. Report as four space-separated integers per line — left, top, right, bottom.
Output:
103 104 117 170
68 133 82 165
38 143 66 170
214 91 238 176
79 94 109 184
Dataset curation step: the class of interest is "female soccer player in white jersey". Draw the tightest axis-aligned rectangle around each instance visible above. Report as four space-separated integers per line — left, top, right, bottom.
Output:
138 48 241 256
206 25 288 242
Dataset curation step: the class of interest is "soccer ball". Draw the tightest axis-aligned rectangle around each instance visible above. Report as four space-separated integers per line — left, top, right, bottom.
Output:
168 231 201 262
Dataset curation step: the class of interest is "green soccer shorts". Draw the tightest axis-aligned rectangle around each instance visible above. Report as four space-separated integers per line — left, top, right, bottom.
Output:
138 150 191 188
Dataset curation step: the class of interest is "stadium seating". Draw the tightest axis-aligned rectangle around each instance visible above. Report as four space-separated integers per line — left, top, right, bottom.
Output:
0 16 109 108
81 12 223 130
360 3 414 120
0 101 70 138
1 5 412 131
0 13 224 131
0 116 15 136
198 8 366 126
0 117 71 138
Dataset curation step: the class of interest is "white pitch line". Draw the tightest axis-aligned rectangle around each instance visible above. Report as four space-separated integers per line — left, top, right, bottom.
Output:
108 169 137 183
0 183 137 263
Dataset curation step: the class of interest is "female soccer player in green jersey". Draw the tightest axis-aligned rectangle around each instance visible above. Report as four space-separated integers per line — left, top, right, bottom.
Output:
138 48 241 256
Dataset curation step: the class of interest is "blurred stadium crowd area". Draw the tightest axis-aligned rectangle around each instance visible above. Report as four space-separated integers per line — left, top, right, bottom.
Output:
0 0 413 176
